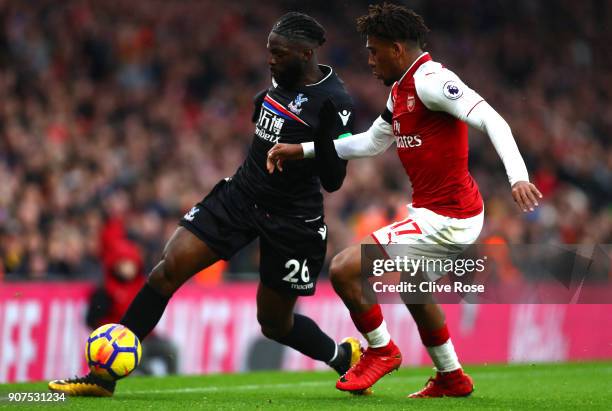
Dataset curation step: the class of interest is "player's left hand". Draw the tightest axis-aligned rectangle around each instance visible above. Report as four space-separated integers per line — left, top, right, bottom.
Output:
267 143 304 173
511 181 543 212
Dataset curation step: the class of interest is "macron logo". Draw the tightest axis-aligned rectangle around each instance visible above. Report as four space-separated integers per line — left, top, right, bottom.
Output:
318 225 327 240
338 110 351 126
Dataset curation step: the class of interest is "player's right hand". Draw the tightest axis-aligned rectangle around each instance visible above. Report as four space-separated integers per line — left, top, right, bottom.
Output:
267 143 304 173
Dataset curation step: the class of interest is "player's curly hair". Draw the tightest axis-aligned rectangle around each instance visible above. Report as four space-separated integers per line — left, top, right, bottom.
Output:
356 3 429 49
272 12 326 47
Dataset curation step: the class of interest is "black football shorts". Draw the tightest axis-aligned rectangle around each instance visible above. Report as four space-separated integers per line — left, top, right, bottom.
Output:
179 178 327 296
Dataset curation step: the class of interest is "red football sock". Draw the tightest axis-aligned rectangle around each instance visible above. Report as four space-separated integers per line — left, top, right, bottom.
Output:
418 323 450 347
419 323 461 372
350 304 394 350
350 304 383 334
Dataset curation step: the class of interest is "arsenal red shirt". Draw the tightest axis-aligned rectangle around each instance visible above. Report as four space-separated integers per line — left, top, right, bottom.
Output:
385 53 484 218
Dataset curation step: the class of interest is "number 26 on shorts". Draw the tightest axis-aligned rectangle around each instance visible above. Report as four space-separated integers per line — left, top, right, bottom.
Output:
283 259 310 283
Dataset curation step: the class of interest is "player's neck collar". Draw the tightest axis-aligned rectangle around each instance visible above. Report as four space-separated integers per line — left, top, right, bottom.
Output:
397 52 431 85
271 65 333 90
305 64 333 87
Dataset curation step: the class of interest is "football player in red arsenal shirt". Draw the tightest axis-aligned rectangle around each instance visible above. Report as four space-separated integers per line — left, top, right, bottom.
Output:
267 3 542 398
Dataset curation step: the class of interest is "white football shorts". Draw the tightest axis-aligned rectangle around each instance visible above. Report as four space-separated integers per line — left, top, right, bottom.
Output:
371 204 484 279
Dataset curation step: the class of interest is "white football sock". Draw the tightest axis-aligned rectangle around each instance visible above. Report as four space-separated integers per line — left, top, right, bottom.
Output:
364 320 391 348
426 339 461 372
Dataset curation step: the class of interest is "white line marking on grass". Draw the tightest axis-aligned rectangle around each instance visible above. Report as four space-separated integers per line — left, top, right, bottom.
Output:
121 366 612 396
125 380 349 395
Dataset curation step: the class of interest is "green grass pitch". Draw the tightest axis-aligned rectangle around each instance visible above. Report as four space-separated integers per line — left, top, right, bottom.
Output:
1 362 610 410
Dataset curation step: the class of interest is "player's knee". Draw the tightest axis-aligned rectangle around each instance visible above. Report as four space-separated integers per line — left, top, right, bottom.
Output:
259 324 285 341
329 250 354 288
257 315 291 341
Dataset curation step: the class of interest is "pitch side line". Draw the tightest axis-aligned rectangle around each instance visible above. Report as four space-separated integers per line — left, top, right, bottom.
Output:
121 367 612 395
124 380 350 394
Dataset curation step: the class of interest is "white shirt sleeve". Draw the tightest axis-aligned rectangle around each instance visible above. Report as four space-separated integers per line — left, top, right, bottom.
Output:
416 68 530 186
462 102 529 186
302 115 394 160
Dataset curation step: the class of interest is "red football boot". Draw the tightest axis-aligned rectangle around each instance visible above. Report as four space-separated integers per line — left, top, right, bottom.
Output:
336 340 402 393
408 368 474 398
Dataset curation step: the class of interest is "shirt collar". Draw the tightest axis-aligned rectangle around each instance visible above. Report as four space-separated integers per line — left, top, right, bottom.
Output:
397 52 431 85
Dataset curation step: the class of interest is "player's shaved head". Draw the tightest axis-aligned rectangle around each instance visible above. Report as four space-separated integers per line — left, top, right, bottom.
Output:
272 12 326 48
357 3 429 49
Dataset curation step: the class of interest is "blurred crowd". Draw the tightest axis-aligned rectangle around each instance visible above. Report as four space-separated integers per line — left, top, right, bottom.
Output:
0 0 610 281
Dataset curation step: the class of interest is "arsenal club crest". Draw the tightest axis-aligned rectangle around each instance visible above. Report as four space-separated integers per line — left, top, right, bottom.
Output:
407 93 416 112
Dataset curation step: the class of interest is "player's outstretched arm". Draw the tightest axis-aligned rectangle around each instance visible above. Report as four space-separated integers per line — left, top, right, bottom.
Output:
267 115 394 173
326 116 394 160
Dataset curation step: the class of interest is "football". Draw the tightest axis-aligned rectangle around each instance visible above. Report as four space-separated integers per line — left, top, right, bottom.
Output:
86 324 142 381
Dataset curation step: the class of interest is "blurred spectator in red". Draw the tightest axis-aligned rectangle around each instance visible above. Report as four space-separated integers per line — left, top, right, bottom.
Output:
86 239 177 375
86 240 144 328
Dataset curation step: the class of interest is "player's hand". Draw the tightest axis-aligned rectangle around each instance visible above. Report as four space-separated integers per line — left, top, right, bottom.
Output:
266 143 304 173
511 181 543 212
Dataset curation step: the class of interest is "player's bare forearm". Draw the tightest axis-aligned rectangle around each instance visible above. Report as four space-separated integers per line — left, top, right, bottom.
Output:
511 181 543 212
266 143 304 173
